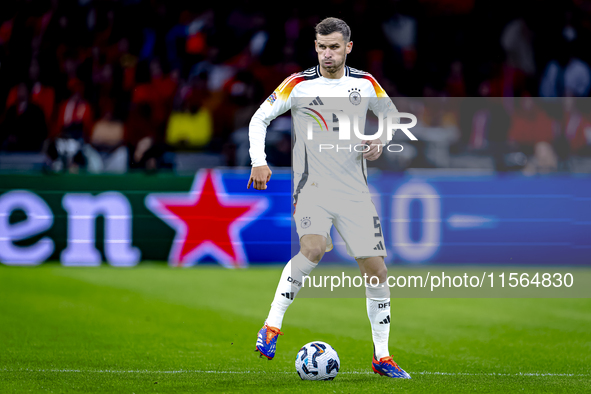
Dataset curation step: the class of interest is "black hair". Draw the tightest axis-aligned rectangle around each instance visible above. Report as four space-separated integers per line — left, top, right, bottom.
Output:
315 17 351 42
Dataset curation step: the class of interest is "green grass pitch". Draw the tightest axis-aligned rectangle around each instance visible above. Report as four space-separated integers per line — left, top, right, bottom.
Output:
1 264 590 393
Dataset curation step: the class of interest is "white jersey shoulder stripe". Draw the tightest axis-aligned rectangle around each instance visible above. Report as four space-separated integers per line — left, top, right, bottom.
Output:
348 67 370 75
277 74 300 92
276 67 319 92
301 67 319 77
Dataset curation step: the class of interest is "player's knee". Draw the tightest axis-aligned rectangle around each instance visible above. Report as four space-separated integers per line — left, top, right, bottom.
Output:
374 265 388 281
301 245 324 264
300 235 326 263
361 257 387 281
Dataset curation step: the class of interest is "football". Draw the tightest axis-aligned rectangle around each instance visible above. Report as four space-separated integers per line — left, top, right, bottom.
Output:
295 341 340 380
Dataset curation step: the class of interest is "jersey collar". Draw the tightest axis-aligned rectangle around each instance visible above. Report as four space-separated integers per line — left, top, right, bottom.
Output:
315 65 351 80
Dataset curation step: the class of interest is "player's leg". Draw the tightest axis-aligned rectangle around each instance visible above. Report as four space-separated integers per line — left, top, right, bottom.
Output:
264 234 326 330
332 199 392 358
357 255 390 358
300 234 327 263
358 258 410 378
335 199 410 378
255 237 321 359
356 256 392 358
256 197 332 359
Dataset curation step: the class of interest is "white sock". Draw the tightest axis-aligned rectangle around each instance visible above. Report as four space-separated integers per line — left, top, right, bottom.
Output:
265 252 316 329
366 281 390 360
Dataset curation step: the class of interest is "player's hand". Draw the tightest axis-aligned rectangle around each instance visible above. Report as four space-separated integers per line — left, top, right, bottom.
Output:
247 165 272 190
361 138 384 161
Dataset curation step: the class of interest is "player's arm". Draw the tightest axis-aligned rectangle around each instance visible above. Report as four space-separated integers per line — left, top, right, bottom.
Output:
247 80 294 190
363 77 399 161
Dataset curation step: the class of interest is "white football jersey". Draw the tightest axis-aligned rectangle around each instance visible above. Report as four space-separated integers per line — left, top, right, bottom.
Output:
249 65 398 201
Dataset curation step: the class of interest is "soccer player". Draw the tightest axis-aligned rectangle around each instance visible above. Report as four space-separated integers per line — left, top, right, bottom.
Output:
247 17 410 379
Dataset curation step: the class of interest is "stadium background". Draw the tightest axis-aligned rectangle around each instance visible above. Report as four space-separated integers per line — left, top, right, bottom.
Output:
1 1 590 392
1 0 591 266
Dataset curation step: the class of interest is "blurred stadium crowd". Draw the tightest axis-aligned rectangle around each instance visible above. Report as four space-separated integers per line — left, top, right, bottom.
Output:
1 0 591 173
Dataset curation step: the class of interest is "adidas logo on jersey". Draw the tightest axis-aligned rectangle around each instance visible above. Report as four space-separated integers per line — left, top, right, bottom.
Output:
281 292 294 300
378 315 391 324
306 96 345 131
373 241 385 251
308 96 324 105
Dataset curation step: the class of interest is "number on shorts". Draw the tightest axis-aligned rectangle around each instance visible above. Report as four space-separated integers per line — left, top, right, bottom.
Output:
373 216 382 237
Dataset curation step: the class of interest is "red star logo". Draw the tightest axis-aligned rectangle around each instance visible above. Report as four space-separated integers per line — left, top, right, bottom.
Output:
145 170 268 267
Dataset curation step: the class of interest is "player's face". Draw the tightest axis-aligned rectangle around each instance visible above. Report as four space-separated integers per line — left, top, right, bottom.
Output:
315 32 352 75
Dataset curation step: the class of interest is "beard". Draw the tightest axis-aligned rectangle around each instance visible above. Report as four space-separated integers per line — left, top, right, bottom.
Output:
322 56 346 74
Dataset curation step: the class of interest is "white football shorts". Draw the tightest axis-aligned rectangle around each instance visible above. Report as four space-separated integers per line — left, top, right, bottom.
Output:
293 188 386 259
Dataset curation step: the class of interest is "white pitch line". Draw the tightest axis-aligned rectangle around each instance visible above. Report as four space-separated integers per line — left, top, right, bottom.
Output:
0 369 586 377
